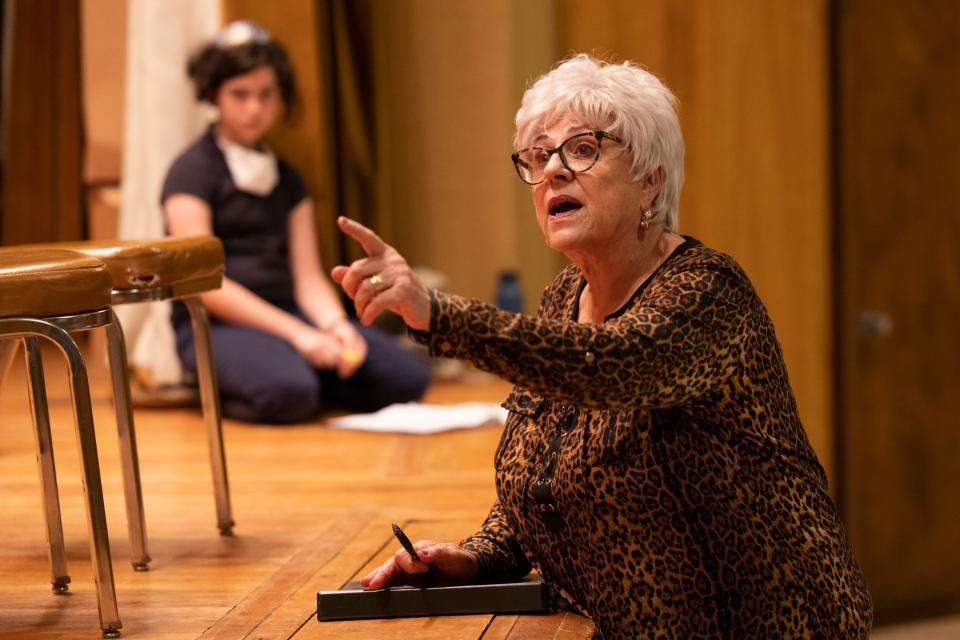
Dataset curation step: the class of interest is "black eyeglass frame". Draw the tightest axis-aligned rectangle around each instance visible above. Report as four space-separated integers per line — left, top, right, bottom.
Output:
511 130 627 185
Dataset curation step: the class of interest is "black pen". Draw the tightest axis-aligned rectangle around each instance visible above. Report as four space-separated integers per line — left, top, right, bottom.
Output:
391 522 422 563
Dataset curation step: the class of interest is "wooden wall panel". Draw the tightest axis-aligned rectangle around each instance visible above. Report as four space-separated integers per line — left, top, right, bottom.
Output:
81 0 126 244
81 0 126 184
837 0 960 622
557 0 833 479
370 0 564 308
2 0 85 243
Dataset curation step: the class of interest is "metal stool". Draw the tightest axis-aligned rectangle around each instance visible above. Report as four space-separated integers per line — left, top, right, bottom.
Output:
35 236 232 573
0 248 122 638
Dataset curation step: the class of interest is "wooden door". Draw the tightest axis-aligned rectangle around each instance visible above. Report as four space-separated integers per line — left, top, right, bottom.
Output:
836 0 960 623
1 0 84 244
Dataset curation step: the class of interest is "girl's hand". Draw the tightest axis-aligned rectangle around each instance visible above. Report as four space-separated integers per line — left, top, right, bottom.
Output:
331 217 431 332
290 327 342 370
360 540 478 590
329 320 367 379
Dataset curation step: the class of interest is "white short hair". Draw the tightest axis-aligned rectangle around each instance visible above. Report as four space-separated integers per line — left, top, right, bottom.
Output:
515 54 685 231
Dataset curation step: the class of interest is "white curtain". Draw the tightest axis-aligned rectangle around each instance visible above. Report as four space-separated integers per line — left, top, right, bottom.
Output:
119 0 220 385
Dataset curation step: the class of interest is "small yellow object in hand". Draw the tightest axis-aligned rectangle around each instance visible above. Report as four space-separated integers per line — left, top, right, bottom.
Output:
341 347 362 365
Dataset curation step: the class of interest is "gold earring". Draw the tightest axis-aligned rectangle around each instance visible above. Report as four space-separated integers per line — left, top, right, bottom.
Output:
639 209 654 231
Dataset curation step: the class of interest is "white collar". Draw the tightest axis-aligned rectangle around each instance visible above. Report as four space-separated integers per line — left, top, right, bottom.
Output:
215 132 279 197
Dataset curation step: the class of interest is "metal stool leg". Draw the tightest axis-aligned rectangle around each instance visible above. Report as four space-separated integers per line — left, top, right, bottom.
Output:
106 317 150 570
0 338 17 385
41 320 122 638
183 297 234 535
0 317 125 637
23 337 70 593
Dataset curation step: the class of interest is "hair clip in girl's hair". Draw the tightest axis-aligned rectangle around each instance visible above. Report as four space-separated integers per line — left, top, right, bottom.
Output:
214 20 270 48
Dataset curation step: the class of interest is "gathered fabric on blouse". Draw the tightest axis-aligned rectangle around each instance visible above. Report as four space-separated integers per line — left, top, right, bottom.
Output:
412 238 872 639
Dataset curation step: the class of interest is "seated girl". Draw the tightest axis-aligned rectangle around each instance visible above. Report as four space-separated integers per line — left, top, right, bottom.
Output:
162 21 429 424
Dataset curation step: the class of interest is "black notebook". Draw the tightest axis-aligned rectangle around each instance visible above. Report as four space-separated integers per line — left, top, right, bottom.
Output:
316 575 549 621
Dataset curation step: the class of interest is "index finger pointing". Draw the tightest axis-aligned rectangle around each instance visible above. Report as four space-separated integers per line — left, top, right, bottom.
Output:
338 216 387 256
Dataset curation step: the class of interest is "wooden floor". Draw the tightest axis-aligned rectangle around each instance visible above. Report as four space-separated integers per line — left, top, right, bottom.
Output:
2 345 957 639
0 347 590 639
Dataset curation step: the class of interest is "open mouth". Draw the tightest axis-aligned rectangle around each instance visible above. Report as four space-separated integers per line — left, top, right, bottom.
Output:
548 196 583 217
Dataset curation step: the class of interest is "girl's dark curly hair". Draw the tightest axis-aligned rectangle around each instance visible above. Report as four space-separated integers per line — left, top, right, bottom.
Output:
187 24 296 108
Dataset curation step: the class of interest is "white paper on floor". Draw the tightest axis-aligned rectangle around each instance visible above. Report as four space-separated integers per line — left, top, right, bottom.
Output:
327 402 509 434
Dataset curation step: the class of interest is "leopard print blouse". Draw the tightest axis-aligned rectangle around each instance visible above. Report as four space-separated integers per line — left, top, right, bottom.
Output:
413 238 872 639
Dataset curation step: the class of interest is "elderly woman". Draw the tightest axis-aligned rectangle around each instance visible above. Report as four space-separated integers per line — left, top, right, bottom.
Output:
332 54 872 638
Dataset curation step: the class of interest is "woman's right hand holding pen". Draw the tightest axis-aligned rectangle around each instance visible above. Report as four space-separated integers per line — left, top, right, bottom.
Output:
360 540 479 589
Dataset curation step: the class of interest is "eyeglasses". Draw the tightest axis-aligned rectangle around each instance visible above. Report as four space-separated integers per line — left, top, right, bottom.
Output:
511 130 626 185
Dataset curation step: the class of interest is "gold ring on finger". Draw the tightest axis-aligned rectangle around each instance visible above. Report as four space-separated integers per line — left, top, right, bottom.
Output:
368 273 386 292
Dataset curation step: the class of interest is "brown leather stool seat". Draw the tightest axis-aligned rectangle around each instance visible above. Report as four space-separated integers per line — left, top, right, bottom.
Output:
0 249 112 317
0 247 122 637
31 236 234 568
40 236 224 297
